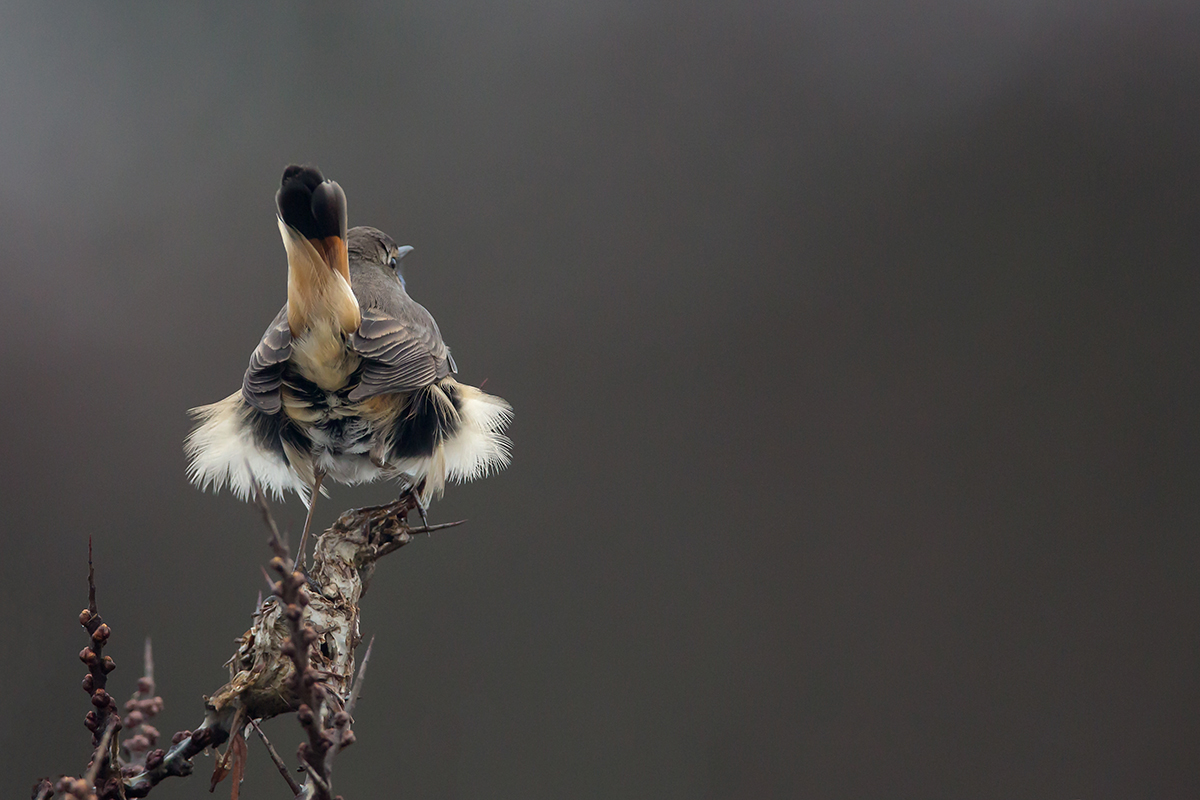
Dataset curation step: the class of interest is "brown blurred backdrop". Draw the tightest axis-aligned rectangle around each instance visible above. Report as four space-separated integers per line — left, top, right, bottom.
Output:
2 2 1198 797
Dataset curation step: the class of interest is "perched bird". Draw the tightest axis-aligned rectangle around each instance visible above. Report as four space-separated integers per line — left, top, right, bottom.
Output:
186 165 511 537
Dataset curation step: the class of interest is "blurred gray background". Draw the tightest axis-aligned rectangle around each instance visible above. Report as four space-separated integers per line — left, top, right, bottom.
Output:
2 2 1198 798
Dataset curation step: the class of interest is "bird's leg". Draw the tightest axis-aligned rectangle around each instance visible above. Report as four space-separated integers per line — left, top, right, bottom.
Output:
395 479 429 529
297 468 326 568
412 479 429 530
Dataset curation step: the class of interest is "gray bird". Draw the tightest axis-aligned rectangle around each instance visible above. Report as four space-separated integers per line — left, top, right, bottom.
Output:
186 165 511 536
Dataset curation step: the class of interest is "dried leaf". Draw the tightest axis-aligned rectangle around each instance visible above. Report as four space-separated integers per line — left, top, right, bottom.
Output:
229 729 248 800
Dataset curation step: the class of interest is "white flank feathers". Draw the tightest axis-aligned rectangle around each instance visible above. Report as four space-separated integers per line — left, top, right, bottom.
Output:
386 382 514 504
186 380 512 509
184 392 310 502
442 384 514 482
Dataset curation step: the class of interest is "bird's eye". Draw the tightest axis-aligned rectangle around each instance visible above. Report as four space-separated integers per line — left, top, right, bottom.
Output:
389 256 397 269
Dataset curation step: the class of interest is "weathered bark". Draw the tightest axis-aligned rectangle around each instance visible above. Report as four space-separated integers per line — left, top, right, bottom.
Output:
122 496 459 799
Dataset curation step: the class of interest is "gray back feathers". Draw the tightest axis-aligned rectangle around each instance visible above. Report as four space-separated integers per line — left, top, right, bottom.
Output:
241 226 452 412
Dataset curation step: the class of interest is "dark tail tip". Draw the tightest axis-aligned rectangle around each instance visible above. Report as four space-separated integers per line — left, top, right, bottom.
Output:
276 164 347 241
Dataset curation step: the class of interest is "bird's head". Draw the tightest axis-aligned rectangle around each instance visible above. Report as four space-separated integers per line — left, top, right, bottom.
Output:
348 226 415 289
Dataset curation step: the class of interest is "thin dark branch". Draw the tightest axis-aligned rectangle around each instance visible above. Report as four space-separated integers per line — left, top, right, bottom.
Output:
124 719 231 797
407 519 468 535
79 548 120 763
250 718 303 797
298 762 331 796
324 636 375 778
143 636 154 684
85 718 118 788
120 637 164 772
87 536 96 614
249 473 290 562
346 635 374 716
296 469 326 570
375 518 467 558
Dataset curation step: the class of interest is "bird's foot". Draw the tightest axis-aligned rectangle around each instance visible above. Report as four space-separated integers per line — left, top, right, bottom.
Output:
394 485 430 531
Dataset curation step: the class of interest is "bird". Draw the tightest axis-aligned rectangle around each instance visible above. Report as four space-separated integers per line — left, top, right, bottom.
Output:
185 164 511 543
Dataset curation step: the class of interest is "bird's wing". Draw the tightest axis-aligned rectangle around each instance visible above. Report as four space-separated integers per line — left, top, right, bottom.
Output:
348 304 452 401
242 304 292 414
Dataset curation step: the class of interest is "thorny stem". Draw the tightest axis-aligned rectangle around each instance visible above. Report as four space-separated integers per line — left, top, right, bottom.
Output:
251 718 304 797
62 484 457 799
265 501 349 798
120 639 165 772
87 538 96 614
345 635 374 717
299 762 331 796
77 539 122 796
324 636 374 780
84 720 119 788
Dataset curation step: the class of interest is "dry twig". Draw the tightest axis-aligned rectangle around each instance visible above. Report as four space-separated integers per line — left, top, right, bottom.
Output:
38 489 458 799
251 718 303 797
